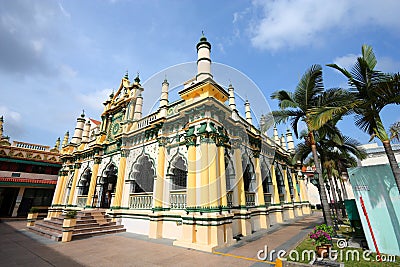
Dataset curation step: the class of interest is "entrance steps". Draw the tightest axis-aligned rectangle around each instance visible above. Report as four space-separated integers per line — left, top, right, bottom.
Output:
28 209 126 241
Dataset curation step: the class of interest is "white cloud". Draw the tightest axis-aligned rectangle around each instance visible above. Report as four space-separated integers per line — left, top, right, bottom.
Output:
76 88 112 114
58 2 71 18
333 54 400 73
249 0 400 51
377 57 400 73
333 54 360 71
0 106 24 138
59 64 77 78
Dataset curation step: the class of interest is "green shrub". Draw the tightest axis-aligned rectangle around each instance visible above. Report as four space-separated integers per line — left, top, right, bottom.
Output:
29 207 39 214
65 210 77 219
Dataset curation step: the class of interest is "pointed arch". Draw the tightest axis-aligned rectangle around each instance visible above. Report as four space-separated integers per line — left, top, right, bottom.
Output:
78 167 92 196
225 154 235 191
275 163 285 195
261 160 273 194
169 154 187 190
242 154 255 192
130 154 155 193
98 163 118 208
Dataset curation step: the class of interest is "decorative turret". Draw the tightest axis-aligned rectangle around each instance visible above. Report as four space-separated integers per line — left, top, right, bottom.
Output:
286 129 295 153
159 78 169 117
196 32 213 82
281 134 286 150
62 131 69 147
273 126 280 146
228 84 237 110
245 100 252 124
55 137 60 150
70 112 86 145
81 120 91 143
133 93 143 120
0 116 3 138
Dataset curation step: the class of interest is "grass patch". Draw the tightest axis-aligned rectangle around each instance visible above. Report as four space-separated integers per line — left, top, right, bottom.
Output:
288 237 399 266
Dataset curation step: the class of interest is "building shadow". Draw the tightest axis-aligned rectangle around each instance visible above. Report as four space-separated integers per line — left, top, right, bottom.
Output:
0 218 83 266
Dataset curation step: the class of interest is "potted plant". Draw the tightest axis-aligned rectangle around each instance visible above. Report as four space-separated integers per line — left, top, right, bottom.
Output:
309 224 334 257
62 210 77 242
27 207 39 226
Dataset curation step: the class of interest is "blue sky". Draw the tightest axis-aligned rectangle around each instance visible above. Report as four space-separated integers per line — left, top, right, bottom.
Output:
0 0 399 147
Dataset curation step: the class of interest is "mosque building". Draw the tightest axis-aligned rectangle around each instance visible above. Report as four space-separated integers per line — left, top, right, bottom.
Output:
45 35 311 252
0 117 61 217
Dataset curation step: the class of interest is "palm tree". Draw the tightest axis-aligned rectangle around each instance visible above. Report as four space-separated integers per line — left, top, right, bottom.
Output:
271 65 350 227
294 126 366 220
390 121 400 143
318 45 400 192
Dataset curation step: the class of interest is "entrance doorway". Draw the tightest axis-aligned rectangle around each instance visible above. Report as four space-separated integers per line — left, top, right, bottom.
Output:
99 164 118 208
0 187 19 217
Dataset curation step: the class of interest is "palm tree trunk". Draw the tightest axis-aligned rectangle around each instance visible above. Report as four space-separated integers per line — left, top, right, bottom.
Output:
382 140 400 193
333 176 346 218
328 175 340 221
311 143 333 227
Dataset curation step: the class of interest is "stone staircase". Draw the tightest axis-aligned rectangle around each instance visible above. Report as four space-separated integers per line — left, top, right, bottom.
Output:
28 209 126 241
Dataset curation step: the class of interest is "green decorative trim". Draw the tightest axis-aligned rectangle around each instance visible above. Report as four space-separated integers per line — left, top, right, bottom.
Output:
74 163 82 169
0 181 55 188
0 158 61 167
197 122 207 134
152 207 170 212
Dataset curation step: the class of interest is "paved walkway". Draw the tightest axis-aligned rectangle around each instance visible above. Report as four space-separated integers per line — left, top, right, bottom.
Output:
0 212 323 267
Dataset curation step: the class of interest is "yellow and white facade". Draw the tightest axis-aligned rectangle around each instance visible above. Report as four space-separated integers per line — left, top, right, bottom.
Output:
48 35 311 252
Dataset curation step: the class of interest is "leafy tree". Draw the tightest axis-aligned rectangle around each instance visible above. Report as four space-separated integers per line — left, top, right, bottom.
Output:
390 121 400 143
271 65 350 226
316 45 400 192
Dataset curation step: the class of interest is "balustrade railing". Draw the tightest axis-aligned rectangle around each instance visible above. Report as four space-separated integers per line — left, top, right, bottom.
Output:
77 196 87 208
129 193 153 209
137 112 158 129
264 193 272 205
245 192 255 207
170 191 186 209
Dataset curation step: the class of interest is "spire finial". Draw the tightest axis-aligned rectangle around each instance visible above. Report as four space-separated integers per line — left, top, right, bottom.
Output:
81 110 85 118
135 72 140 83
124 70 129 80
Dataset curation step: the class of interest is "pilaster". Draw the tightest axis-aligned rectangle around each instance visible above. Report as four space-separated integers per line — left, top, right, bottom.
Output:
67 163 82 206
86 157 101 207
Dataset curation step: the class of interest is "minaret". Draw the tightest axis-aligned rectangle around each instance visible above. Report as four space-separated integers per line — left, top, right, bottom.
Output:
196 32 213 82
81 120 91 143
54 137 60 151
273 126 281 146
62 131 69 147
245 100 252 124
286 129 295 153
228 84 237 110
134 93 143 120
0 116 3 137
159 78 169 117
70 112 85 145
281 134 286 150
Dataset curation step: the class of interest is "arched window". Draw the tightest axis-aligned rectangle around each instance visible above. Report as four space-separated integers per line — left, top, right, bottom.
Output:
242 156 255 192
275 164 285 194
225 155 235 191
99 164 118 208
78 168 91 195
262 164 273 193
131 155 155 193
171 156 187 190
